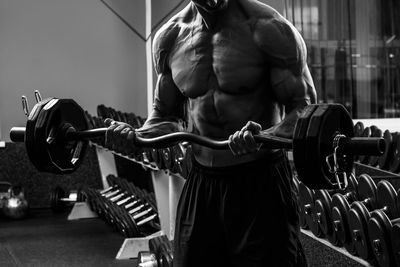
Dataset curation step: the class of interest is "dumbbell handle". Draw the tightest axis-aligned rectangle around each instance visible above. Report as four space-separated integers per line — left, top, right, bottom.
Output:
9 126 385 155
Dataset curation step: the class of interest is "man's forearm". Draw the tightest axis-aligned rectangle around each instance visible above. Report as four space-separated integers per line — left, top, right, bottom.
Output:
263 101 309 139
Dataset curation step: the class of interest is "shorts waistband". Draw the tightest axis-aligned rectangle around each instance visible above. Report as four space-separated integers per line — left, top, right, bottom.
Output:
192 149 287 175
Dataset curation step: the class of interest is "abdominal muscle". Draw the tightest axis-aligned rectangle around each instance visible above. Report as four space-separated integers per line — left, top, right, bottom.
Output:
187 83 283 167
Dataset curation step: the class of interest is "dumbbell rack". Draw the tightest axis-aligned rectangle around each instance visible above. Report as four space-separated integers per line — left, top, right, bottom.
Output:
295 160 400 267
68 142 184 260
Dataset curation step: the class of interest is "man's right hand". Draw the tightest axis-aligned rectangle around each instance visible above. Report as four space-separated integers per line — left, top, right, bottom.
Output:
104 118 137 156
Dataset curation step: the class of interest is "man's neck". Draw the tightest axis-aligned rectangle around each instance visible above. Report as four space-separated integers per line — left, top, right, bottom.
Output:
192 0 248 30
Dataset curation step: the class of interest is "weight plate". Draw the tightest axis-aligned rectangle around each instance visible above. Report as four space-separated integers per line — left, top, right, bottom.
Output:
161 147 174 171
304 104 354 189
347 174 359 198
314 190 332 238
376 180 398 218
293 178 307 229
391 220 400 267
331 193 356 253
171 144 185 175
50 186 65 213
293 105 318 188
368 127 383 166
359 127 372 164
34 98 89 173
357 174 377 210
299 182 316 233
348 201 373 260
353 122 364 162
368 210 395 267
150 148 164 170
354 122 365 137
379 130 394 170
25 98 54 171
389 133 400 173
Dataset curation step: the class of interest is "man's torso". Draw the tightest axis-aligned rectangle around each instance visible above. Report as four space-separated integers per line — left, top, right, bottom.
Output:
164 3 285 166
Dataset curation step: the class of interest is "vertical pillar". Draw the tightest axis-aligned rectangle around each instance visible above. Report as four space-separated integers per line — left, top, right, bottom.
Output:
146 0 153 114
354 0 371 118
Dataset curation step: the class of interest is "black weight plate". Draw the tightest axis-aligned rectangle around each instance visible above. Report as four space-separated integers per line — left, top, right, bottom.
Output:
161 147 174 171
346 174 359 198
389 133 400 173
331 193 356 253
25 98 54 171
171 144 185 175
293 178 307 229
305 104 354 189
376 180 398 218
368 127 383 166
314 190 332 238
358 127 372 164
353 122 365 162
293 105 318 188
357 174 377 210
50 186 65 213
150 148 164 170
391 220 400 267
379 130 394 170
96 104 108 119
34 99 89 173
348 201 373 260
354 121 365 137
368 210 395 267
299 182 316 233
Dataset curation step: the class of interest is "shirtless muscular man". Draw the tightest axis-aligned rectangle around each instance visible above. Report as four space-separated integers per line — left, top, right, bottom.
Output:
105 0 316 266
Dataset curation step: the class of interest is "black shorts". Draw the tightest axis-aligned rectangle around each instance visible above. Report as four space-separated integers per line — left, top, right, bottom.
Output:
173 150 307 267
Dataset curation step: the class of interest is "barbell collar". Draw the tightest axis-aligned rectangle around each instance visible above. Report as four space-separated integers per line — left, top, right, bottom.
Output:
9 127 26 143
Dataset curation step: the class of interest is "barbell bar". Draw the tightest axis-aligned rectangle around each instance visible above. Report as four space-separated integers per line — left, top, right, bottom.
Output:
9 96 385 189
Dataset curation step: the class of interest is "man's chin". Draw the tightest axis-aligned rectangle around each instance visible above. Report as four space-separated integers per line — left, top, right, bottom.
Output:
193 0 228 12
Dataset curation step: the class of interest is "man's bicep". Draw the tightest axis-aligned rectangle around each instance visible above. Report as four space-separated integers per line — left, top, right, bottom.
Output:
270 65 316 112
144 72 185 126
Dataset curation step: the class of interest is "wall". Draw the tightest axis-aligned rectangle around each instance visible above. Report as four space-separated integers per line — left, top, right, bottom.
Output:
0 0 284 141
0 0 148 141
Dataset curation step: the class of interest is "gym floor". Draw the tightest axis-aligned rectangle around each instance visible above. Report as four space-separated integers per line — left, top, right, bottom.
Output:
0 208 367 267
0 209 136 267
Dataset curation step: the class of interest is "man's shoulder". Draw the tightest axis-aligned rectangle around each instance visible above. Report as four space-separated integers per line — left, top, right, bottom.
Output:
153 3 194 50
244 1 305 69
152 3 195 73
240 0 280 19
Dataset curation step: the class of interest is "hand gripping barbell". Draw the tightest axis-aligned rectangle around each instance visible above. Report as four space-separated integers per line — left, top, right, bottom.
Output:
9 94 385 189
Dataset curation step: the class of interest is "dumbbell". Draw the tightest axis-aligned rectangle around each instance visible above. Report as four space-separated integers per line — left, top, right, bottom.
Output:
368 127 383 166
172 143 192 178
349 179 398 261
106 197 158 237
150 148 164 170
313 175 359 242
161 147 174 171
97 184 159 234
50 186 85 213
298 182 316 233
331 174 377 255
359 126 374 164
378 130 394 170
367 183 400 267
388 132 400 174
391 216 400 267
137 251 158 267
353 122 365 162
293 177 307 229
149 235 173 267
